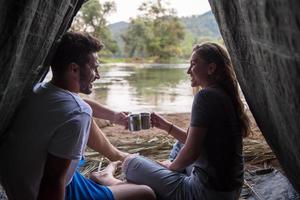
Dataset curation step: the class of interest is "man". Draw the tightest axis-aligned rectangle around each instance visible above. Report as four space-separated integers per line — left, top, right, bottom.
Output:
0 32 155 200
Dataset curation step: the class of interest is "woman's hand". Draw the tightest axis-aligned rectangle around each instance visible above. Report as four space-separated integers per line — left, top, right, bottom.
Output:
150 112 172 132
158 160 172 169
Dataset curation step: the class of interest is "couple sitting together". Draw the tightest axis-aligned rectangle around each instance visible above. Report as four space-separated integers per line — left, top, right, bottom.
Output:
0 32 250 200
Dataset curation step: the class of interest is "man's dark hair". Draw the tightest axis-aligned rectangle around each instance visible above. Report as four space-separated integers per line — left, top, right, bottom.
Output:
51 32 103 75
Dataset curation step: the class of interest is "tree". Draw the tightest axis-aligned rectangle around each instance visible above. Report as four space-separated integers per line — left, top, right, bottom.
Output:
71 0 118 56
122 17 154 57
122 0 185 61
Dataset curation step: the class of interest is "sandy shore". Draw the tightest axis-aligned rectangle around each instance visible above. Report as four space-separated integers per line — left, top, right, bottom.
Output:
97 113 191 144
97 111 266 144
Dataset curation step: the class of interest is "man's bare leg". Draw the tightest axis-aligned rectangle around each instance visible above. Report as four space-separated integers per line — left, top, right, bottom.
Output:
109 184 156 200
88 120 156 200
88 119 128 161
90 161 123 185
90 160 156 200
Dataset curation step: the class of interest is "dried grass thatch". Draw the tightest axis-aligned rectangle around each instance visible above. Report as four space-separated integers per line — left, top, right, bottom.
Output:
81 135 277 179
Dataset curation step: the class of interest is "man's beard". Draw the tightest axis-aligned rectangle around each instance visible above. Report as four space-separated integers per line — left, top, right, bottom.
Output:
79 69 93 94
80 82 92 94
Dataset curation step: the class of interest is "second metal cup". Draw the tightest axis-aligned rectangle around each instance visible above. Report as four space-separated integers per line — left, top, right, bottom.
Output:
140 112 151 129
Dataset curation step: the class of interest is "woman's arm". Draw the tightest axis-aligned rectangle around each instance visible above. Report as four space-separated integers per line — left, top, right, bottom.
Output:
151 112 187 143
169 126 207 171
167 123 188 144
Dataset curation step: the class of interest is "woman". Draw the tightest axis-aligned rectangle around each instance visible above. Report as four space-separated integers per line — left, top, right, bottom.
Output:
121 42 251 200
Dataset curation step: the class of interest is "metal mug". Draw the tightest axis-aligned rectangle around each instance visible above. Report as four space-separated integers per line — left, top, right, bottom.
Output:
140 112 151 129
128 114 141 131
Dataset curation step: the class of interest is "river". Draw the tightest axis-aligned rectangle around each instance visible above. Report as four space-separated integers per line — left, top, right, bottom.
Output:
45 63 194 113
88 63 194 113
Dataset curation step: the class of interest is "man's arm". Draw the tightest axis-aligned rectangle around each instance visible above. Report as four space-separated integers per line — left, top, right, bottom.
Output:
37 153 71 200
84 99 127 126
169 126 206 171
87 119 128 161
84 99 128 161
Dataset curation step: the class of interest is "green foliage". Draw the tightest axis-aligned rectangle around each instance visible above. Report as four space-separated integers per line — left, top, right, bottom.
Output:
122 17 153 58
108 22 129 57
180 30 197 58
180 33 224 59
72 0 223 62
122 0 185 62
181 11 221 39
179 11 223 59
71 0 118 56
109 10 223 61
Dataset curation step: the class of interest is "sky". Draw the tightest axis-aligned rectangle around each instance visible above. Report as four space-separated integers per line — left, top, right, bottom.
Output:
105 0 211 24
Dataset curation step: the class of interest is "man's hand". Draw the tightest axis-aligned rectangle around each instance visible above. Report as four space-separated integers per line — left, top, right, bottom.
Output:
113 112 129 128
84 99 129 127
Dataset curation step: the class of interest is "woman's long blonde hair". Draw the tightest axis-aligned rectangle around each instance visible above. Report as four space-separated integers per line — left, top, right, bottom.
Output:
193 42 251 137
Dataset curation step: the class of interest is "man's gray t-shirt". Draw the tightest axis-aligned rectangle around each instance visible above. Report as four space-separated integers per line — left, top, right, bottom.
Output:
0 82 92 199
191 86 244 191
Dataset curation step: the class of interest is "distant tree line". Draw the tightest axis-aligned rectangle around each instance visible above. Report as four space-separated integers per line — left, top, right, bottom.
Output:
71 0 222 62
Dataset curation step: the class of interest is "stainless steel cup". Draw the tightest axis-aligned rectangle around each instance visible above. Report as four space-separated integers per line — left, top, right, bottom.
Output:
140 112 151 129
128 114 141 131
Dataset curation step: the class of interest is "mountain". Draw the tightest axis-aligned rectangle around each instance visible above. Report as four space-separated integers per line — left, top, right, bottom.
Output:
108 21 129 57
181 11 221 39
108 21 129 37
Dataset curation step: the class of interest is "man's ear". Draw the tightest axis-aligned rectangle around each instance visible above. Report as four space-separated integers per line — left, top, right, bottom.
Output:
207 63 217 75
68 63 80 74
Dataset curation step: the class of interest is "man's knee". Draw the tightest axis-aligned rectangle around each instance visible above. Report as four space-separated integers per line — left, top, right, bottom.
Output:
135 185 156 200
109 184 156 200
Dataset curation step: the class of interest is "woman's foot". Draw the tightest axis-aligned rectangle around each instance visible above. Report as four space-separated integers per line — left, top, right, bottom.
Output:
90 161 123 186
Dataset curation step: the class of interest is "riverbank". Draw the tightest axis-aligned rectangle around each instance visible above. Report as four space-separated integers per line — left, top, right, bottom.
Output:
100 56 188 64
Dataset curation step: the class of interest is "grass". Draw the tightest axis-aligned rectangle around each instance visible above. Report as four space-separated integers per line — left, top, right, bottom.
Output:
81 136 277 179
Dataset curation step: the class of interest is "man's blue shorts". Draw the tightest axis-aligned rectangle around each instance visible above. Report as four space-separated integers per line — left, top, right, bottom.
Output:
65 160 114 200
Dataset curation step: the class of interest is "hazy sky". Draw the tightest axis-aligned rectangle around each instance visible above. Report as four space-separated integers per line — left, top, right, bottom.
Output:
105 0 211 24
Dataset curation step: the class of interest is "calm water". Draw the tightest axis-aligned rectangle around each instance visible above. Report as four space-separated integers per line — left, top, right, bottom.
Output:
46 63 195 113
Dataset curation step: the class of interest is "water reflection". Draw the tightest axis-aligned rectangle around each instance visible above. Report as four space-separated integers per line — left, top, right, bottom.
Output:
89 63 194 113
45 63 194 113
